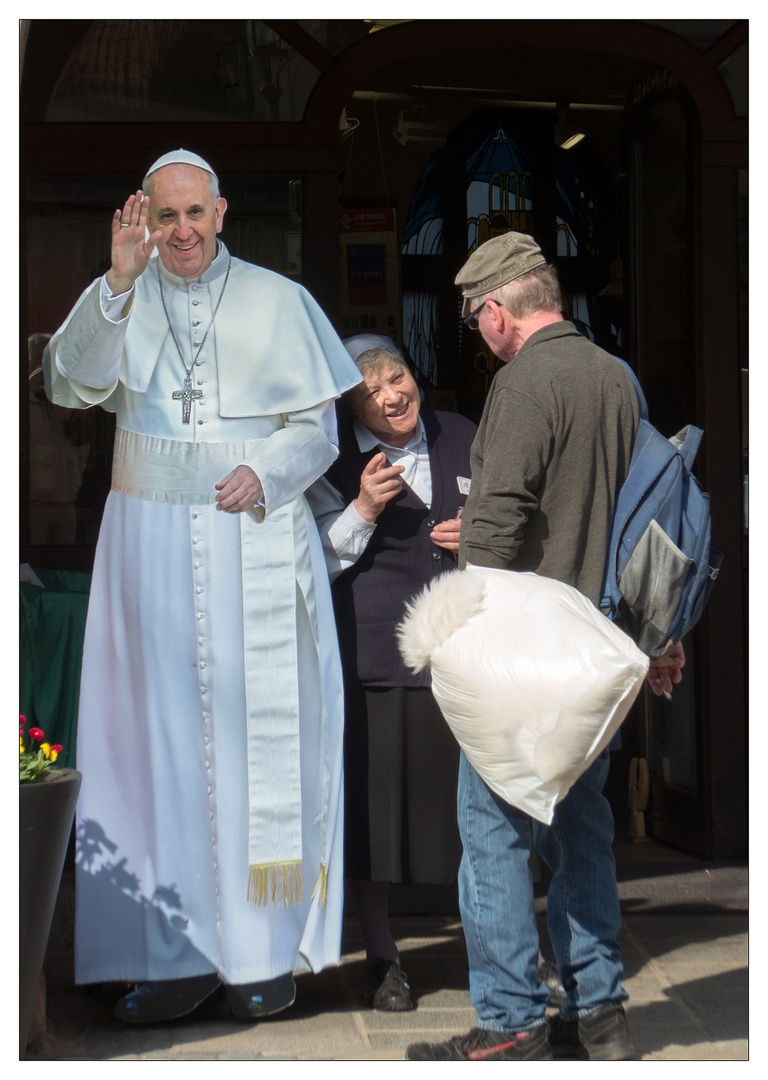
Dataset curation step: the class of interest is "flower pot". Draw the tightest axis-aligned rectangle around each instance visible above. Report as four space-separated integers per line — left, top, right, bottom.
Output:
19 768 81 1059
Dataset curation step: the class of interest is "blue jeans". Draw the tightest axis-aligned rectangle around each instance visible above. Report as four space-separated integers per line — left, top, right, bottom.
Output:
457 750 627 1033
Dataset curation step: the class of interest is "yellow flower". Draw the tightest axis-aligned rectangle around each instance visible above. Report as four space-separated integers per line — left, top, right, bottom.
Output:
42 743 51 759
20 737 25 754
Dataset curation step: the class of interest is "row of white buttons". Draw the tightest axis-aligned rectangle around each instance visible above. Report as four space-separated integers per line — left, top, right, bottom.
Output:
186 285 209 427
190 507 223 928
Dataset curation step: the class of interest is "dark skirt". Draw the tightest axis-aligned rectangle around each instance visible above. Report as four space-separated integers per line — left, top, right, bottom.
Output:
343 684 463 884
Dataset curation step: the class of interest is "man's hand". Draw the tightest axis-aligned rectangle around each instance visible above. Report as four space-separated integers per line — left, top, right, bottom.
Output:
646 641 686 697
354 452 405 522
105 191 162 295
215 465 264 514
431 516 463 553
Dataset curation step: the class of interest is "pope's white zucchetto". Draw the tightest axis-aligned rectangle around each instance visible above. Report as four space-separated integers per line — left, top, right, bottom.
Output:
143 149 219 190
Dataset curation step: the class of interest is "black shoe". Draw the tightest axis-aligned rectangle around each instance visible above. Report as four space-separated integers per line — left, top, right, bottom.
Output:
363 958 415 1012
406 1024 552 1061
549 1003 636 1060
114 975 221 1024
225 973 296 1021
537 959 565 1006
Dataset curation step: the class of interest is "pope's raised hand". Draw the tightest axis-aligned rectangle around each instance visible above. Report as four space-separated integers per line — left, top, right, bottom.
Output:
105 191 162 295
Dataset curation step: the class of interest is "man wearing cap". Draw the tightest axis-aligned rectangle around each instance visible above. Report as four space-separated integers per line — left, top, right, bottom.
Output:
406 232 682 1061
44 150 362 1024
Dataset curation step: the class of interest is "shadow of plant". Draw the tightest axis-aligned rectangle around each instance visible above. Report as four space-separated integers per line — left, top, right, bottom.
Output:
75 817 212 973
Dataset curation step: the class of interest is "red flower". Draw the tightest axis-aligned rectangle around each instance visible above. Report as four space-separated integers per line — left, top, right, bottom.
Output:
29 728 45 741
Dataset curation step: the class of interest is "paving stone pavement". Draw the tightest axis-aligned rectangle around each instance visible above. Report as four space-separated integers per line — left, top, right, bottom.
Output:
25 839 748 1063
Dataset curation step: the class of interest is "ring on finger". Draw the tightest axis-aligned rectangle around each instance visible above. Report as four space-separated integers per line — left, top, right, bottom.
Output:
120 222 130 227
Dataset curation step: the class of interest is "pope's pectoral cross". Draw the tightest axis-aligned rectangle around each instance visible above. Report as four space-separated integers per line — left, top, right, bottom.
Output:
172 374 204 424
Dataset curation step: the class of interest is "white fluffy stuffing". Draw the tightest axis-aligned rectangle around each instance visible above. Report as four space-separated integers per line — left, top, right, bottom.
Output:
396 569 488 672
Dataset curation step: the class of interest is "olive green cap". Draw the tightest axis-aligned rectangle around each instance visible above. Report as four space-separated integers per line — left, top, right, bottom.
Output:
455 232 547 315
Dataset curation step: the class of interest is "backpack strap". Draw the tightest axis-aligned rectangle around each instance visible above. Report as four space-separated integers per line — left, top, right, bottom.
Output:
669 424 704 472
613 355 649 421
600 357 648 622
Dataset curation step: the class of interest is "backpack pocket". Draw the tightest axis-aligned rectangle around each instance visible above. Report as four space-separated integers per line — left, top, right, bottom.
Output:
619 518 692 657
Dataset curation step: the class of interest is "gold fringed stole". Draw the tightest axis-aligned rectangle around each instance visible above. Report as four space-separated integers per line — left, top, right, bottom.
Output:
248 861 303 907
247 861 329 907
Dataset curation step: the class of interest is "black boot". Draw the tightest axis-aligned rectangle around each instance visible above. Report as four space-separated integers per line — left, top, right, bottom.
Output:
406 1024 552 1061
549 1003 636 1060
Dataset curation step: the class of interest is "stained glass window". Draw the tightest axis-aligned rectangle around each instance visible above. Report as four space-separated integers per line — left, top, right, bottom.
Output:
466 124 535 250
401 110 618 405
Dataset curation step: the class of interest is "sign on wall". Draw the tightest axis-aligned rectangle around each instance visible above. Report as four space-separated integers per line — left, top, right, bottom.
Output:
339 207 401 348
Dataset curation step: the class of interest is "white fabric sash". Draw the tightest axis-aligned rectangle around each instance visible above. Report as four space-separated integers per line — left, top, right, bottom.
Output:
112 427 307 904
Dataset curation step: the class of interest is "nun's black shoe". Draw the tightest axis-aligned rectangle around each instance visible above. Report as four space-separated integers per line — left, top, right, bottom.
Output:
363 958 415 1011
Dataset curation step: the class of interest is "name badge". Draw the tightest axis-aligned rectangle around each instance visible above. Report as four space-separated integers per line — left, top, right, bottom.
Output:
457 476 471 495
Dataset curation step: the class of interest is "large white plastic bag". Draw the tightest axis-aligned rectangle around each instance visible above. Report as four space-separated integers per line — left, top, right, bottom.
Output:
397 566 649 824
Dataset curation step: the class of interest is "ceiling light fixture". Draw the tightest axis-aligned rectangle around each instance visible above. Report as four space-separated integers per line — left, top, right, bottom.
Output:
554 102 586 149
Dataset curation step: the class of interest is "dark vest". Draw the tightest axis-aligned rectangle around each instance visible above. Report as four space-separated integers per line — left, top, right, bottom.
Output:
327 408 476 687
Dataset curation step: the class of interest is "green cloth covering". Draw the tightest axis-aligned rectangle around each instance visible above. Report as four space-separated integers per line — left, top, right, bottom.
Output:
20 569 91 770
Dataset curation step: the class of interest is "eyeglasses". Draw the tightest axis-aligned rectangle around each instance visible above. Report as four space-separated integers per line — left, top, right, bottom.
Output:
463 300 488 330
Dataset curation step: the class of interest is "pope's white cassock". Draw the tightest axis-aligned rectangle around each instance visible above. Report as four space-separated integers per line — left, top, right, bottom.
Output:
44 242 362 986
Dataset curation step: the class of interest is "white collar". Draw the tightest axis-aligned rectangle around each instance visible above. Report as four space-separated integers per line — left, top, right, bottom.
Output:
155 240 231 288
